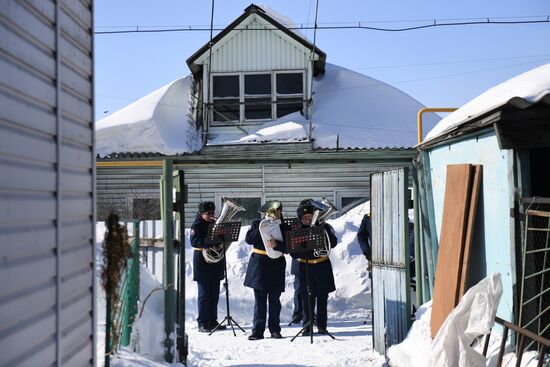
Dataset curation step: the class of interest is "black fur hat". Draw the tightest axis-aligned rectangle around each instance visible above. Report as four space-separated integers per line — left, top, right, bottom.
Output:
297 199 315 219
198 201 215 213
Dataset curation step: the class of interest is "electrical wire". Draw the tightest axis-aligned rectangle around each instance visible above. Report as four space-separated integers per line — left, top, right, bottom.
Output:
95 17 550 35
96 57 549 110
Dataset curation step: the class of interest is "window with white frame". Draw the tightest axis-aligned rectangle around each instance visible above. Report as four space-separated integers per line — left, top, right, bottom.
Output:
335 191 369 214
211 71 305 124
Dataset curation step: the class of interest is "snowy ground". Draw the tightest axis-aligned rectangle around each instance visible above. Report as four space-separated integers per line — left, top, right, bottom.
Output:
97 203 384 366
186 319 383 367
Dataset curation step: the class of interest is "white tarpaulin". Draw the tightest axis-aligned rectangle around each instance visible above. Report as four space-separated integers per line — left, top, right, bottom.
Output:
388 273 503 367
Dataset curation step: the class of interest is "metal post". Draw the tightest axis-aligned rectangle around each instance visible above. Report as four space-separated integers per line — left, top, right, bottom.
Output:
120 221 140 346
412 164 423 306
175 171 188 363
162 159 175 362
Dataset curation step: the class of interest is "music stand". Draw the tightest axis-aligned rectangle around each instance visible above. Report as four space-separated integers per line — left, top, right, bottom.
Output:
204 221 245 336
287 226 335 343
285 217 304 326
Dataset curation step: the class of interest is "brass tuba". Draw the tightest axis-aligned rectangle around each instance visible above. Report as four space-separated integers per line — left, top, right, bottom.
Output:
311 197 337 257
258 201 284 259
203 197 245 264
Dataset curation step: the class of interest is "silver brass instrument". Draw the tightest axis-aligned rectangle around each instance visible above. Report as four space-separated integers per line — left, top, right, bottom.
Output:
259 201 284 259
311 197 337 257
203 197 245 264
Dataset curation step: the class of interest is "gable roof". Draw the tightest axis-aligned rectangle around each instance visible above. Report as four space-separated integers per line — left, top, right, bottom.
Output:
186 4 326 76
423 63 550 145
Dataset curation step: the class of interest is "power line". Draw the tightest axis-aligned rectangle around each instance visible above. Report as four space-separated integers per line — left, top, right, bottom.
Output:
348 54 550 71
96 57 549 114
314 59 549 94
94 17 550 35
95 14 549 29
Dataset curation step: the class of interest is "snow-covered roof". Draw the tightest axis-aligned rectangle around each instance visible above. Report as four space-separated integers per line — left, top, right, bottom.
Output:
96 64 438 157
95 76 202 157
424 63 550 143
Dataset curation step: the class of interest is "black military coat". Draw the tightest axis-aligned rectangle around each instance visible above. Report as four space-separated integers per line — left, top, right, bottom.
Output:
190 213 225 282
243 218 288 292
290 222 338 295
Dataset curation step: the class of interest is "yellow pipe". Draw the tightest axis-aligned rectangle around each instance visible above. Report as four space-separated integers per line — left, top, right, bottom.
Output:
417 107 458 144
96 160 164 167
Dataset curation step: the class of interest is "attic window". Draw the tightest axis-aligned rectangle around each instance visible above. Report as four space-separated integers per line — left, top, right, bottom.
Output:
245 74 271 120
210 71 305 124
213 75 239 122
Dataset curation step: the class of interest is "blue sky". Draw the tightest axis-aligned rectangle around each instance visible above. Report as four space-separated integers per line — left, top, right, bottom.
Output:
94 0 550 120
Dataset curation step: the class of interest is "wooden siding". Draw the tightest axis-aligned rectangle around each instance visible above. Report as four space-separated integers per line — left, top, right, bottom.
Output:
0 0 95 366
97 159 413 227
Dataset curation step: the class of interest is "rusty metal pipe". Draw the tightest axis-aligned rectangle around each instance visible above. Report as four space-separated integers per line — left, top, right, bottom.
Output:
417 107 458 144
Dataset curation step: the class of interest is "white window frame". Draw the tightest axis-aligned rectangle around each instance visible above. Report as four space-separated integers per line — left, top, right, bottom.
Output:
209 70 305 126
334 190 369 212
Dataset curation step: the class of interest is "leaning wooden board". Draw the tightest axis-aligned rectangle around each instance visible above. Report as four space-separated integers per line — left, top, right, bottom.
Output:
458 165 482 298
430 164 474 338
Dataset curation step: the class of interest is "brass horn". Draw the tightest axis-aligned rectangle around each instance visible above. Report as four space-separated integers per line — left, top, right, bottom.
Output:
258 201 284 259
311 197 337 257
203 197 245 264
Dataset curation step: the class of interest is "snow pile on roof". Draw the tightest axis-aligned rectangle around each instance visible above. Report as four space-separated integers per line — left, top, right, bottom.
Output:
95 76 202 157
96 64 437 156
425 63 550 143
257 4 309 41
312 64 435 149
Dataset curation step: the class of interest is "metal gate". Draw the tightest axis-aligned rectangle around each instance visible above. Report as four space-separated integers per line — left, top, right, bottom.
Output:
371 168 412 355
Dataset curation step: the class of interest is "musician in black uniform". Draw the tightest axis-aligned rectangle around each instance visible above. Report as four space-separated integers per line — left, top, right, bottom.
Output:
190 201 226 332
244 200 288 340
357 213 372 276
291 199 338 334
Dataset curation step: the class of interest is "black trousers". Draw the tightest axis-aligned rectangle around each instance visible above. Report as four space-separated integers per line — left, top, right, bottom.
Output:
302 292 328 329
197 279 220 328
252 289 282 335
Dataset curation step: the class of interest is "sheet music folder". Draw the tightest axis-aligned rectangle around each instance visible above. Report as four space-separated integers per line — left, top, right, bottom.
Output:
286 225 326 255
204 221 241 245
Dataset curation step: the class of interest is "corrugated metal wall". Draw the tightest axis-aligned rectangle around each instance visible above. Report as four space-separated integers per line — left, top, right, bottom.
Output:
371 168 411 355
197 16 312 73
97 160 411 227
0 1 95 366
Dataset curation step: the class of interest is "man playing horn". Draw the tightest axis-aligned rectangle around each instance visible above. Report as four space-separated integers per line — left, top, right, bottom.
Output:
190 201 226 332
244 200 289 340
292 199 338 335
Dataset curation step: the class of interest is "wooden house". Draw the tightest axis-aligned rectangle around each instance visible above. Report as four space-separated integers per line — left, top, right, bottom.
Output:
96 4 439 227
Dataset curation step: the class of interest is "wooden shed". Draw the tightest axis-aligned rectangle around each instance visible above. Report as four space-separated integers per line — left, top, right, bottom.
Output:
416 63 550 340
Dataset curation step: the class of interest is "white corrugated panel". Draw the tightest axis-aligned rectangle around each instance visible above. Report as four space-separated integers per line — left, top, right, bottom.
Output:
205 16 311 73
0 0 95 366
371 168 411 355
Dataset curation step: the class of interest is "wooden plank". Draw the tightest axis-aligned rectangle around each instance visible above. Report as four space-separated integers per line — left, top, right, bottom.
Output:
430 164 473 338
458 165 482 298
